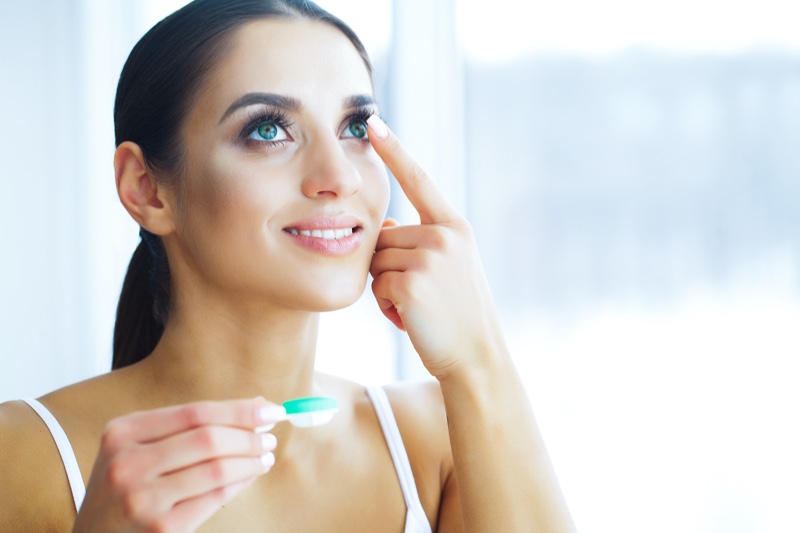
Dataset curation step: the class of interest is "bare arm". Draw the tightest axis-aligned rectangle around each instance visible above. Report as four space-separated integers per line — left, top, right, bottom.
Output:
439 356 575 531
367 115 576 532
0 400 78 532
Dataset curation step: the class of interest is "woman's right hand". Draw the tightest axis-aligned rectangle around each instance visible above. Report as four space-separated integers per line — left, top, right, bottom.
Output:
72 397 285 533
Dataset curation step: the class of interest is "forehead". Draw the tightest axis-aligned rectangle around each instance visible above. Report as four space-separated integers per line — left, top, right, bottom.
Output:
204 18 373 113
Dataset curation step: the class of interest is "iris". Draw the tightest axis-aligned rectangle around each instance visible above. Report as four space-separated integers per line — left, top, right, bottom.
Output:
348 120 367 138
257 123 279 140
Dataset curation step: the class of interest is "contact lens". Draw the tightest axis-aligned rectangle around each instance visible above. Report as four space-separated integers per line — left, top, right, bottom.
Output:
257 123 278 140
349 121 367 138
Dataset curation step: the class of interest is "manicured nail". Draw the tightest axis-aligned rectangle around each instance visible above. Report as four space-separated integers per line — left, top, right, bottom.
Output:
260 432 277 452
367 115 388 138
260 452 275 471
257 404 286 425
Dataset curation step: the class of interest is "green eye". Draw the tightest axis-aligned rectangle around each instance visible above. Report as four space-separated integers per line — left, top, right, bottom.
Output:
257 123 278 140
243 115 290 145
347 120 367 139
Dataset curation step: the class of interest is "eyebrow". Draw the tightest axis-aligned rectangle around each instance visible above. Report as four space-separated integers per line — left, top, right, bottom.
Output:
219 93 300 124
343 94 377 109
219 92 378 124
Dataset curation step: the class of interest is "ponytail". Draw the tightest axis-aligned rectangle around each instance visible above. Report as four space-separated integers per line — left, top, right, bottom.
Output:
112 228 171 369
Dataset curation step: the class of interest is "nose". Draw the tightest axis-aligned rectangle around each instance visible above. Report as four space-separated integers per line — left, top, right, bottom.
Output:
300 134 362 199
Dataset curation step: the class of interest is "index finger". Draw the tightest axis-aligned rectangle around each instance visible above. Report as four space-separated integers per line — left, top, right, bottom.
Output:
106 397 286 444
367 115 457 225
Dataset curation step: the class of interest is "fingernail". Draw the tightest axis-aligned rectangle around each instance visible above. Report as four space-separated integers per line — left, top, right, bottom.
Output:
260 452 275 471
257 404 286 425
367 115 388 138
260 432 277 452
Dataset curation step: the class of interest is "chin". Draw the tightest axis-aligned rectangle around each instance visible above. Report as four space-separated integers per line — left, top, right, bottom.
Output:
287 274 368 313
314 285 367 312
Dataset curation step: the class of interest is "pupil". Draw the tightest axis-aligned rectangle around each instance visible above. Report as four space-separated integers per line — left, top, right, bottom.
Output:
350 121 367 138
258 123 277 140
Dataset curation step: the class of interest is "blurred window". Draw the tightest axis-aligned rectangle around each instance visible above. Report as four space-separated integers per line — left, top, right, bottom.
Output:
457 1 800 532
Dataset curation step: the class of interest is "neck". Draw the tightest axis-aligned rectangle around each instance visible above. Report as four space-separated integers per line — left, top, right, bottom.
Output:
139 302 323 405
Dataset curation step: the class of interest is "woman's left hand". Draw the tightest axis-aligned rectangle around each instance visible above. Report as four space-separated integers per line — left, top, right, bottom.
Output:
367 116 508 380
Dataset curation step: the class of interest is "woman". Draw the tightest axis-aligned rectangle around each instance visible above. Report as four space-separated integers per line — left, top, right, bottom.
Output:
0 1 575 531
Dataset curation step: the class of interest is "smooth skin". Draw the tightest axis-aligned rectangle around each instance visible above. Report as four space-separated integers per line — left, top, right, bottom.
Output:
0 18 575 533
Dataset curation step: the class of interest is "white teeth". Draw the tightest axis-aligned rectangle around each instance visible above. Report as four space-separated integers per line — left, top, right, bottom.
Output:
292 227 356 240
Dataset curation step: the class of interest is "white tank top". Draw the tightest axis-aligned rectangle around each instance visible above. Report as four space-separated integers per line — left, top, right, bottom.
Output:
22 387 432 533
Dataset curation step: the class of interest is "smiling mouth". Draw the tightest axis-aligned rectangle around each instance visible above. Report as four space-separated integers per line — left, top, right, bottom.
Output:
285 227 360 240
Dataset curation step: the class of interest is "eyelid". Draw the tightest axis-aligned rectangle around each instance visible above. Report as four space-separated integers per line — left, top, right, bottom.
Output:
248 123 290 143
339 107 376 139
236 105 377 144
239 107 294 143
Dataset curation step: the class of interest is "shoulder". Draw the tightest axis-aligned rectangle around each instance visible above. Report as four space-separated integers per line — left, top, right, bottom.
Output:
0 372 128 531
383 379 448 436
0 399 77 530
383 381 454 526
382 379 451 471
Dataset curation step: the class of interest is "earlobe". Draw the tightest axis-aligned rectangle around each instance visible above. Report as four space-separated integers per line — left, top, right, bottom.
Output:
115 141 175 236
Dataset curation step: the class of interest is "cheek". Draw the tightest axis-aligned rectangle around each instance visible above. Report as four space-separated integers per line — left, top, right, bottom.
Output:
359 155 391 216
190 151 280 226
187 170 250 235
196 173 239 220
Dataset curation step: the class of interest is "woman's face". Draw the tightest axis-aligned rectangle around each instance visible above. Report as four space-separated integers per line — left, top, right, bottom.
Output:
170 18 389 312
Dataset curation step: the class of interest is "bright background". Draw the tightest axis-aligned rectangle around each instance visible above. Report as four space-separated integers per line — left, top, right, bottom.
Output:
1 1 799 532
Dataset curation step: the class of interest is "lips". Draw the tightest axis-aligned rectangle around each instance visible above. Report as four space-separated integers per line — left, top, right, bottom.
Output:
283 215 364 255
286 227 355 239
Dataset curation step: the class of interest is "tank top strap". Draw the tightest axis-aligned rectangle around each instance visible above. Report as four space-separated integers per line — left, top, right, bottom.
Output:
365 386 432 533
21 398 85 512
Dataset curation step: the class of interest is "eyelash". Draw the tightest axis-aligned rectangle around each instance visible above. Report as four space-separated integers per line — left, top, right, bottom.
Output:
239 107 376 148
342 108 375 144
239 109 293 147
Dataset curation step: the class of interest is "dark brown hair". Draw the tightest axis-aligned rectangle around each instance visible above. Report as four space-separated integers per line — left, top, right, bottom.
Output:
112 0 372 369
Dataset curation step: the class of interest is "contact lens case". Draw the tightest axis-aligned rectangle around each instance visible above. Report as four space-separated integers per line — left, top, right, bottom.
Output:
282 396 339 428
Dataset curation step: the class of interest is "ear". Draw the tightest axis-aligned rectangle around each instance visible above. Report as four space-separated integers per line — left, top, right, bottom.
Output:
115 141 176 236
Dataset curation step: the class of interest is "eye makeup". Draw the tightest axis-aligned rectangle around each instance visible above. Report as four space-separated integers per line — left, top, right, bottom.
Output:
238 108 294 147
236 104 378 149
339 106 375 143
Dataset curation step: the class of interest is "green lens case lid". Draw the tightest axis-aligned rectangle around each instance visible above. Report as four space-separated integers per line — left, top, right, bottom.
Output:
282 396 338 414
281 396 339 427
